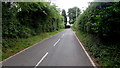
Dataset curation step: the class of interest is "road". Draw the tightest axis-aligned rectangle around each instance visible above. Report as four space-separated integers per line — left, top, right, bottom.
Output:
2 28 95 68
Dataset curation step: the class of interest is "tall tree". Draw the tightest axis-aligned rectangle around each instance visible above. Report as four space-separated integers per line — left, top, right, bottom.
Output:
61 9 67 28
68 7 81 24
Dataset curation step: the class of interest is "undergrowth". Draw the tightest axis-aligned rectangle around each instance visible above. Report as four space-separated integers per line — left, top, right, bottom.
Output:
72 28 120 67
2 29 64 61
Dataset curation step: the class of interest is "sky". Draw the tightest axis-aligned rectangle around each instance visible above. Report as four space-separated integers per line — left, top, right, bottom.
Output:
50 0 118 25
50 0 94 25
51 0 94 13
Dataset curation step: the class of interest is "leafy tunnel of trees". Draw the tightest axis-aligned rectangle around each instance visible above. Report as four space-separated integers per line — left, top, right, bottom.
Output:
2 2 64 38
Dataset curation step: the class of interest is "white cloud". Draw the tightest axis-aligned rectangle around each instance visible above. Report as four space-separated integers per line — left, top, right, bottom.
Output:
51 0 94 13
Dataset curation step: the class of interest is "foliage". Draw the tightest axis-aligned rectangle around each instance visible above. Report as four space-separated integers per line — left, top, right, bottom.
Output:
73 2 120 66
73 29 120 67
2 29 64 60
68 7 81 24
2 2 64 38
61 9 67 28
2 2 64 60
75 2 120 37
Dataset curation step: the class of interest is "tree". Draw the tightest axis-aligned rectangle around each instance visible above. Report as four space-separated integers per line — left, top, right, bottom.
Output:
2 2 64 38
61 9 67 28
68 7 81 24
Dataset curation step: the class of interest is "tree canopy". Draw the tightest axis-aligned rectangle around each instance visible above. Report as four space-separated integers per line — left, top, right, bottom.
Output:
61 9 67 27
68 7 81 24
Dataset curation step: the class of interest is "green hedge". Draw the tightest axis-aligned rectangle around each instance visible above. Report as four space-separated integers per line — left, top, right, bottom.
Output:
2 2 64 38
75 2 120 37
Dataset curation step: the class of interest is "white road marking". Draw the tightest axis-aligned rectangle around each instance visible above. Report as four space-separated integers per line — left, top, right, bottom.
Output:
34 52 48 68
53 39 60 46
73 31 97 68
0 35 53 63
0 42 40 63
61 34 64 38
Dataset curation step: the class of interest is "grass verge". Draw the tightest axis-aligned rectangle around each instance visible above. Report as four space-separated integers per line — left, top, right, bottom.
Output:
2 29 64 61
72 28 120 67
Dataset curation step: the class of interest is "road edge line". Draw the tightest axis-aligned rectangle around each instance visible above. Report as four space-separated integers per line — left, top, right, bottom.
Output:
1 41 41 63
73 31 96 68
61 34 64 38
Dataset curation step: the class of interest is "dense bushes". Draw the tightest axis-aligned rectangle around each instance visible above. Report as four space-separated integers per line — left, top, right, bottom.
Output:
2 2 63 38
2 2 64 60
73 2 120 66
2 29 64 60
73 29 120 66
74 2 120 37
